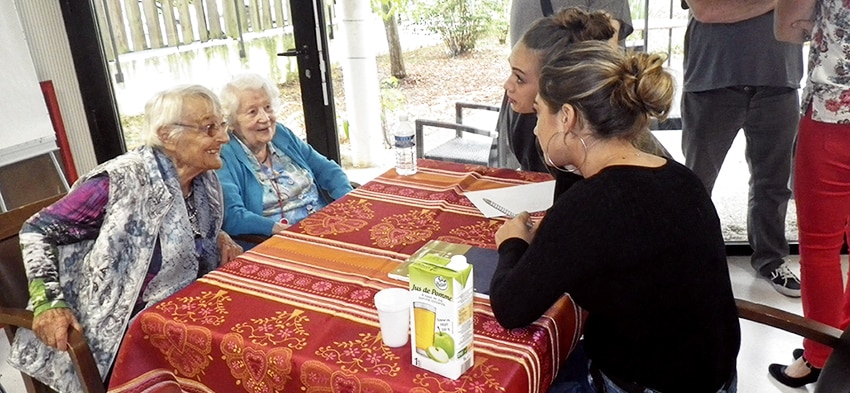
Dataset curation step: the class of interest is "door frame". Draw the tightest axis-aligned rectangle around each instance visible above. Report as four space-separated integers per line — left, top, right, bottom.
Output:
285 0 341 163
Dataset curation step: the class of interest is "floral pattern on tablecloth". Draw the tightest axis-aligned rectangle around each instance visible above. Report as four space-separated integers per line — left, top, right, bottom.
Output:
140 313 214 379
436 220 502 249
154 289 231 326
315 332 402 377
230 309 310 348
221 259 380 309
300 360 394 392
221 332 294 392
409 356 505 393
370 209 441 248
299 199 375 236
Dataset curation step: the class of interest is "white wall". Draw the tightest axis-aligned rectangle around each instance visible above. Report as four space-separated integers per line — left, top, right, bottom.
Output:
14 0 97 175
0 2 54 166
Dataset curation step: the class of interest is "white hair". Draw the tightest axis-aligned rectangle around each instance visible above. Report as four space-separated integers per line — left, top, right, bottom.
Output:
141 84 222 147
219 73 282 126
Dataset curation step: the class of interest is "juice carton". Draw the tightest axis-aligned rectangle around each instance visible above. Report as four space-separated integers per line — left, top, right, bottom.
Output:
409 254 474 379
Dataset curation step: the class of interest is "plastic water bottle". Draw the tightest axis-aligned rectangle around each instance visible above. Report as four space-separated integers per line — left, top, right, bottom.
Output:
394 114 417 176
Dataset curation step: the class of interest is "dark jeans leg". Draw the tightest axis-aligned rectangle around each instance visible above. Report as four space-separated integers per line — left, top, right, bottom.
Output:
742 87 797 274
548 340 591 393
681 88 749 193
682 87 796 273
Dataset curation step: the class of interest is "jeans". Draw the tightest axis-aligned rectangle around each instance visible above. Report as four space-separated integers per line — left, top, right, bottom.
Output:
589 369 737 393
681 86 798 274
547 341 738 393
548 341 592 393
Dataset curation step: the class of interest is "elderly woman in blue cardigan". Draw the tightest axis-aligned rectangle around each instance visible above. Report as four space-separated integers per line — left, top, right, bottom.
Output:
217 73 352 242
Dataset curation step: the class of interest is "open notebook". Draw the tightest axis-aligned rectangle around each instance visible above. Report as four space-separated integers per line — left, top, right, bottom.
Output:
389 240 499 295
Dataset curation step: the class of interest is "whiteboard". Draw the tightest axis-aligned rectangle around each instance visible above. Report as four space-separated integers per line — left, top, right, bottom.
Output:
0 1 57 167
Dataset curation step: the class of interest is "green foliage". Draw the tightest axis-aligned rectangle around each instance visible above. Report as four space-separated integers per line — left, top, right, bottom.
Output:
629 0 646 19
489 0 510 44
379 77 407 146
342 118 350 141
411 0 504 56
371 0 407 21
380 77 406 111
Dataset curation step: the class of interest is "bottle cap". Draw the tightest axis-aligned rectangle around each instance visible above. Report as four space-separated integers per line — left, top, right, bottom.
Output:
398 113 409 121
446 255 469 271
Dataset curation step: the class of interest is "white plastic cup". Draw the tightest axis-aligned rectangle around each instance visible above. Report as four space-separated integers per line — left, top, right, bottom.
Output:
374 287 411 347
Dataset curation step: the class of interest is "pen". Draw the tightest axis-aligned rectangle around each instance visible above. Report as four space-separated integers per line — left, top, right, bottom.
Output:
482 198 533 229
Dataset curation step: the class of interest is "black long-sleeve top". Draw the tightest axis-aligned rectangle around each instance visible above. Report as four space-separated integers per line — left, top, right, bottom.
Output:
490 160 740 392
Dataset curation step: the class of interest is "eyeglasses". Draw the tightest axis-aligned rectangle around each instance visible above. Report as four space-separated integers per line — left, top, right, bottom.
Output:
173 121 227 136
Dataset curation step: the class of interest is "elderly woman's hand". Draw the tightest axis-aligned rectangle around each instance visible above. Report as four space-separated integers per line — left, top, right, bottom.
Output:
32 308 83 351
495 211 537 247
217 231 243 266
272 222 291 234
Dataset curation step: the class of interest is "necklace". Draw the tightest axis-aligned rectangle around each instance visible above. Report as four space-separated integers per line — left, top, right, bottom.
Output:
260 151 289 224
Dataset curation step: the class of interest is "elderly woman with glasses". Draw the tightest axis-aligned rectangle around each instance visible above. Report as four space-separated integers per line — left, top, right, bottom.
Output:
217 73 352 242
8 84 244 392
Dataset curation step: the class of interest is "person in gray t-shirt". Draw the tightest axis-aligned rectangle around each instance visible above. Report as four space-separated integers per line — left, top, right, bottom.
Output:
681 0 803 297
509 0 632 47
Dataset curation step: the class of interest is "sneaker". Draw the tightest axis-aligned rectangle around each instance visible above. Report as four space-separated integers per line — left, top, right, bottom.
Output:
764 264 801 298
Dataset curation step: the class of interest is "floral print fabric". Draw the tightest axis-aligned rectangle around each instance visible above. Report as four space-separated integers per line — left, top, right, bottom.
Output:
803 0 850 123
8 146 223 393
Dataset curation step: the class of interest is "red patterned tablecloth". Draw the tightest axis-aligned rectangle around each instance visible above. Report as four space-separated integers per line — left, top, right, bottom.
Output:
108 160 584 393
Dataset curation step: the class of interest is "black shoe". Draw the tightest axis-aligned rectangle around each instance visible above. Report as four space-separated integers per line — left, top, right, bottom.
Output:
763 263 801 297
792 348 803 360
768 362 821 388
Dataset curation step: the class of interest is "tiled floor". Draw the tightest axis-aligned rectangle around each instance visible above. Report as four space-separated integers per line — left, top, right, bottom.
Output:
2 255 836 392
728 255 815 393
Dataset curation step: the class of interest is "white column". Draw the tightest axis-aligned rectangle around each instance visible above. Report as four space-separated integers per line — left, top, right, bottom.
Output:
338 0 383 167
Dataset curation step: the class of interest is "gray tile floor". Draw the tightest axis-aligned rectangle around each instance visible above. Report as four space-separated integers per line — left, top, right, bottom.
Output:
729 255 816 393
2 255 835 392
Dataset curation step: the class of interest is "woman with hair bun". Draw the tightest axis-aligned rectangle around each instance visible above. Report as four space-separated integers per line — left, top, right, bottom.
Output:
504 6 668 173
490 41 740 393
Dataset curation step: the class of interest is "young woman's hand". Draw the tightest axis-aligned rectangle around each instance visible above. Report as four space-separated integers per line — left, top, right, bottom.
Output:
495 211 536 246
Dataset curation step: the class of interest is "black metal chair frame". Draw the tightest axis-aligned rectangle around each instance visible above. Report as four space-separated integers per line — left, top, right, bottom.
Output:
414 102 501 167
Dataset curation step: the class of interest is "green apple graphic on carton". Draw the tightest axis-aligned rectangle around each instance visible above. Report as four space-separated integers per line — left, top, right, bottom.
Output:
426 330 455 363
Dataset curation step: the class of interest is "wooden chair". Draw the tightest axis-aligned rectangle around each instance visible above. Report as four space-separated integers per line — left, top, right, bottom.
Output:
414 102 502 167
736 298 850 392
0 194 106 393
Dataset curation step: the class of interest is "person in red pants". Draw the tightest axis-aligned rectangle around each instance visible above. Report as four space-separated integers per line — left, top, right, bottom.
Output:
770 0 850 387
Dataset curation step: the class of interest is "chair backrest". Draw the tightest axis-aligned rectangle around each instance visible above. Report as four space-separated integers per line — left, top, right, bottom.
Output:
0 194 63 310
412 101 503 168
735 298 850 392
0 194 106 393
414 119 497 166
1 194 63 393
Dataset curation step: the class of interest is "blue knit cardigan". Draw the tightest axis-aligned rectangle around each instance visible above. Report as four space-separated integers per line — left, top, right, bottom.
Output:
217 123 352 236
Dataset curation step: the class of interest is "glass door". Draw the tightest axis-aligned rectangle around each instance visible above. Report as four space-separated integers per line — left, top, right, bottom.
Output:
81 0 339 161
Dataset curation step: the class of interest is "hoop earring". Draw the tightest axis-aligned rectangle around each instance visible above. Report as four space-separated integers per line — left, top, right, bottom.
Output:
540 132 587 173
542 132 588 174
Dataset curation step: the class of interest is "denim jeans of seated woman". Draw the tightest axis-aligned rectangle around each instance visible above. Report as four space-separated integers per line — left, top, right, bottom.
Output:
547 340 738 393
